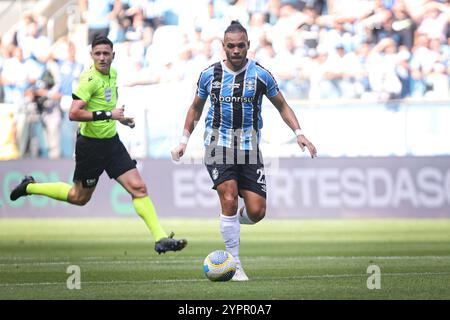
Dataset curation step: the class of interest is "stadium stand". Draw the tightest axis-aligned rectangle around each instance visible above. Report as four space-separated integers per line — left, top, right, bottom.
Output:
0 0 449 159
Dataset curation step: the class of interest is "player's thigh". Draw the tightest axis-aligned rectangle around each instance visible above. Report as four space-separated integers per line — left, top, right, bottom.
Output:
73 134 106 187
205 163 238 192
216 179 239 211
115 168 147 197
105 137 137 182
216 179 239 198
240 188 266 215
205 163 240 212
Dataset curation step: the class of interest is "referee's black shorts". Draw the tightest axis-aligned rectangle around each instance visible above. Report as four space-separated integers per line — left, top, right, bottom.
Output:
73 134 136 188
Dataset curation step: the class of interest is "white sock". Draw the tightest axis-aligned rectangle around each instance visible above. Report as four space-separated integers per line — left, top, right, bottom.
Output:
220 213 240 263
238 207 256 225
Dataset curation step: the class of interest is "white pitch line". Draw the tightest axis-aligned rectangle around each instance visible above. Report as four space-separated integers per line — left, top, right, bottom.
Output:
311 256 450 260
1 272 450 288
1 255 450 267
0 259 203 267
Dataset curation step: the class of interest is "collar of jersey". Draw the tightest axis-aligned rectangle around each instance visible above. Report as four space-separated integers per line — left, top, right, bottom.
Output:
221 59 251 75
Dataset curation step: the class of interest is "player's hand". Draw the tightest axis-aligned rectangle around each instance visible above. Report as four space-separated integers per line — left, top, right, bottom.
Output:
297 135 317 158
111 107 125 120
119 117 135 128
171 143 187 162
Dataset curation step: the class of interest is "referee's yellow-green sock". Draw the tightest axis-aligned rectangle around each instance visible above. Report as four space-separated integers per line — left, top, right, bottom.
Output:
133 196 168 241
26 182 72 202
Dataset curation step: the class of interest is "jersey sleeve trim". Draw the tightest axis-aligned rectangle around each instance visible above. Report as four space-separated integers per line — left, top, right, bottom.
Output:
196 64 215 99
255 62 279 98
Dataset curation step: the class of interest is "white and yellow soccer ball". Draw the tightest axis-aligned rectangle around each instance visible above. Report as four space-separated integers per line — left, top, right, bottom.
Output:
203 250 237 282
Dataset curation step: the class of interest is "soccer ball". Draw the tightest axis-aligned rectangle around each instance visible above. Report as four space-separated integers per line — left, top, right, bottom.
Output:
203 250 237 282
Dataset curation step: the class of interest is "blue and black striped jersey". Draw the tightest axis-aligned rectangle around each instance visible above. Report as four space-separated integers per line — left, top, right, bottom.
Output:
196 59 279 150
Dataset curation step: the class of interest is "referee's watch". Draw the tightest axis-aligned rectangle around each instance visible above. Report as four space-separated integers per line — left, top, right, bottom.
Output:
93 111 112 121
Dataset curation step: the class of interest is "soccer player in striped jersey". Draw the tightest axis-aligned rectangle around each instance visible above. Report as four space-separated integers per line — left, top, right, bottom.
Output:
172 21 317 281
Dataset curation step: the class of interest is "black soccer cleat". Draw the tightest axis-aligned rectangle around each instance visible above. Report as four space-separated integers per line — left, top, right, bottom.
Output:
154 232 188 254
10 176 35 201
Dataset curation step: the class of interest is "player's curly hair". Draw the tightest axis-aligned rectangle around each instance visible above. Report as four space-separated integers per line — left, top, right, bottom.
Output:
224 20 248 36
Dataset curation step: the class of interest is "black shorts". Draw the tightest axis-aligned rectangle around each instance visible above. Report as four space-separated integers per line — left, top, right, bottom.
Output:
204 146 267 199
73 134 136 188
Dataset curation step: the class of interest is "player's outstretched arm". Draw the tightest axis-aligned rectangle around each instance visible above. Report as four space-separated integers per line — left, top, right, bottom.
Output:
171 96 206 161
269 92 317 158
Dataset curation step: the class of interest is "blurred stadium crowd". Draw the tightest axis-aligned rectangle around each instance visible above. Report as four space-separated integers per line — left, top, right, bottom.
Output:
0 0 449 160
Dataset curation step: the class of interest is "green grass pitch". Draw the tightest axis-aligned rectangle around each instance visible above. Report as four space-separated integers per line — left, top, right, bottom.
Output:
0 218 449 299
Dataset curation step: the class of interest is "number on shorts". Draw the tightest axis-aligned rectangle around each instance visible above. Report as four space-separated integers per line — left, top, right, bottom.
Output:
256 168 266 185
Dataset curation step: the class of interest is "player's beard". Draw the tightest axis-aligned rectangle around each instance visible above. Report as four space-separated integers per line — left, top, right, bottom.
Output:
228 56 246 70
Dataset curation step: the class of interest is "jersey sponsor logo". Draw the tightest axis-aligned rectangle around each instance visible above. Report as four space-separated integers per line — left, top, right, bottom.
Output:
212 81 221 89
214 95 254 103
227 83 240 89
211 93 218 104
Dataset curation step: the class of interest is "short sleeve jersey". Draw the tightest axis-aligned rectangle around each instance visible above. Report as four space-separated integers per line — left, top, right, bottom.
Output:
196 59 279 150
73 65 118 138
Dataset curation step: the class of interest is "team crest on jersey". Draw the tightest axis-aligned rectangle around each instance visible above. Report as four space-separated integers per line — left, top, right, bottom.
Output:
245 79 255 90
212 81 221 89
212 168 219 180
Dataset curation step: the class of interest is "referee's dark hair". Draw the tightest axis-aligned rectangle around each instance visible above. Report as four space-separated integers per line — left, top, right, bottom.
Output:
224 20 248 36
91 36 113 49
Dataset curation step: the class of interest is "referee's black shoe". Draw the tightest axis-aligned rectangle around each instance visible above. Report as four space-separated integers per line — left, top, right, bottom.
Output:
155 232 188 254
10 176 35 201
